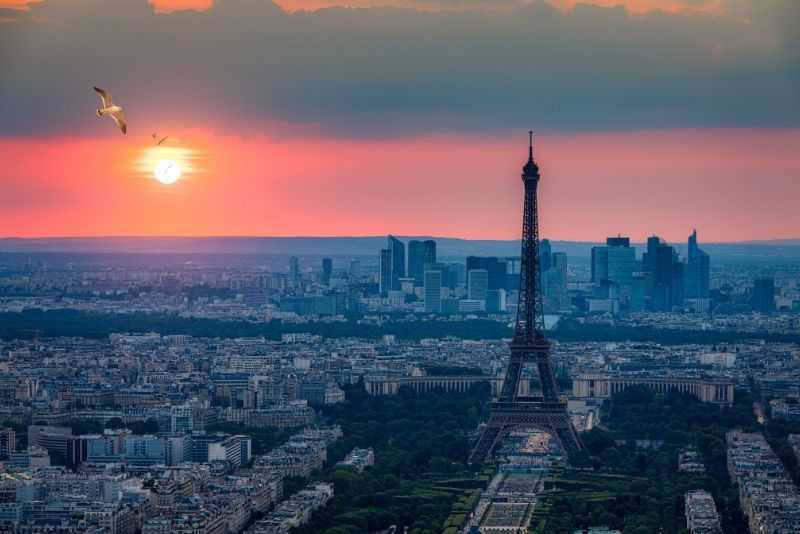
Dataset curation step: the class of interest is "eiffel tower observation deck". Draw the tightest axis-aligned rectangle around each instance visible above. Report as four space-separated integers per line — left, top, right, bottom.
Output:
468 132 583 467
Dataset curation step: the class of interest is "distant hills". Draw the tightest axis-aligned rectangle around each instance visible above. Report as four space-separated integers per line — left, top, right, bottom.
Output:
1 236 799 265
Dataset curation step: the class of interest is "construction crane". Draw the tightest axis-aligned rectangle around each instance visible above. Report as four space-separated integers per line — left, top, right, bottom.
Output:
18 329 43 350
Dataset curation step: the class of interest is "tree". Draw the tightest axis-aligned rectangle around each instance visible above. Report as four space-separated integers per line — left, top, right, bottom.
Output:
292 383 491 534
67 419 103 435
128 418 159 435
105 417 125 429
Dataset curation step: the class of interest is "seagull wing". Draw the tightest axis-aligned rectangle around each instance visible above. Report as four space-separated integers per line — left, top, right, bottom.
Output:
93 86 114 108
108 109 127 134
157 136 169 146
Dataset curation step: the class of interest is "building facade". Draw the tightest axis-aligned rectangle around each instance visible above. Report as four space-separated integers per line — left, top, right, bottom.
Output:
408 240 436 286
572 373 734 405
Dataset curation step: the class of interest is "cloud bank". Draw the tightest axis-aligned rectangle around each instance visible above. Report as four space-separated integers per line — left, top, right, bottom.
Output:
1 0 798 137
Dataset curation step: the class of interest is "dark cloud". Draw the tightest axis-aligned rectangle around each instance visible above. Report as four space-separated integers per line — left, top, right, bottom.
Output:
0 0 798 137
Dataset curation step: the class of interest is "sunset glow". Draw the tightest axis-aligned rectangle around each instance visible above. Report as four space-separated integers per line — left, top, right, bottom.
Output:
154 160 182 184
1 129 798 241
1 0 798 242
137 144 199 186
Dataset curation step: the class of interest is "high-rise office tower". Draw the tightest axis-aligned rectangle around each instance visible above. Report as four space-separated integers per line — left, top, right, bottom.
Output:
485 289 507 312
642 236 663 274
423 262 453 289
642 236 686 311
423 270 442 313
592 237 635 284
467 269 489 300
605 236 629 248
389 235 405 291
591 237 636 309
591 247 609 283
652 243 673 310
649 241 683 311
543 252 569 312
408 240 436 286
505 257 520 292
447 262 466 288
379 235 405 295
551 251 567 271
321 258 332 286
466 256 507 290
289 257 300 282
684 230 710 299
379 249 391 296
753 277 776 312
539 239 552 273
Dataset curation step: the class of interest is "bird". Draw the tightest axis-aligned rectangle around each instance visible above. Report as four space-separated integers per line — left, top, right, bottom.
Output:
94 86 126 134
151 132 169 146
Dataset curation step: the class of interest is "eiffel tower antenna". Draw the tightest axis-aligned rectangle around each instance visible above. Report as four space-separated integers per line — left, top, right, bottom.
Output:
469 131 583 466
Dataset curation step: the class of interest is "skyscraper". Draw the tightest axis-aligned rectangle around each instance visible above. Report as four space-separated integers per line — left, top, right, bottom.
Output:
423 270 442 313
467 269 489 300
379 235 405 295
485 289 507 312
591 247 609 283
753 277 776 312
422 262 452 287
543 252 569 312
642 235 664 274
684 230 710 299
466 256 507 290
653 244 673 310
389 235 405 291
642 236 686 311
539 239 552 273
651 241 683 311
379 249 391 296
321 258 332 286
591 237 636 309
289 256 300 282
408 240 436 286
592 236 635 284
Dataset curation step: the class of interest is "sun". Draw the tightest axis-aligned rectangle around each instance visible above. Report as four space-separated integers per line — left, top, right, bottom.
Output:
154 159 181 184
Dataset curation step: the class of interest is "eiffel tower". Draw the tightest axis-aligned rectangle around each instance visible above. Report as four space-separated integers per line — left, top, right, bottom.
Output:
469 132 583 466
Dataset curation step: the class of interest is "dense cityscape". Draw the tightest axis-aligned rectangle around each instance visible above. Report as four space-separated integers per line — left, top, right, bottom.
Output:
1 229 799 533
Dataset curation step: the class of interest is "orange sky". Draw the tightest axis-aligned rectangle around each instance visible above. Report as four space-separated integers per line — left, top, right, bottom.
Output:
2 129 798 242
2 0 797 242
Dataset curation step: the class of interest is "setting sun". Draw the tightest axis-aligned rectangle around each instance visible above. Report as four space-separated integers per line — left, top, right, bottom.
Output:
135 142 200 187
154 159 181 184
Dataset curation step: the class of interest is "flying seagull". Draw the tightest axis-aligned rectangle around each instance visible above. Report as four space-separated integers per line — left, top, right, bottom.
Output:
151 132 169 146
94 86 126 134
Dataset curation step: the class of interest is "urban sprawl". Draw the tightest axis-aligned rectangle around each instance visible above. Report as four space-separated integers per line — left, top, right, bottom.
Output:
1 233 799 533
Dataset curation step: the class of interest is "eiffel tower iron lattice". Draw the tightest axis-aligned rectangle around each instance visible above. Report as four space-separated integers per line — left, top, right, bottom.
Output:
468 132 583 466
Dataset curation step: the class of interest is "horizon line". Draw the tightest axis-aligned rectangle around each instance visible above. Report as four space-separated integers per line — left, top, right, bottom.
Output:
1 235 799 245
